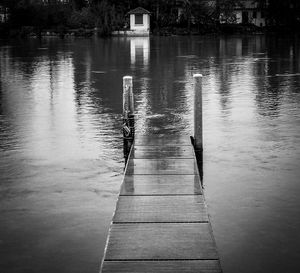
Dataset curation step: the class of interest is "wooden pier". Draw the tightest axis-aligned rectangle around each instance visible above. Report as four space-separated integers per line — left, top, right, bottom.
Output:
100 134 222 273
100 75 222 272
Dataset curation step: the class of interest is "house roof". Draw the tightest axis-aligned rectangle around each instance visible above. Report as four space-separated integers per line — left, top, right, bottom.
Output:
128 7 151 15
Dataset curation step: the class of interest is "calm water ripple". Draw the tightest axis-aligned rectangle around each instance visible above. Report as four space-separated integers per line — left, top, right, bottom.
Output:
1 35 300 273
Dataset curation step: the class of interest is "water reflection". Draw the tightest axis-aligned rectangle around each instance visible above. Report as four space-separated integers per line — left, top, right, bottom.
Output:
130 37 150 66
0 39 124 273
1 35 300 273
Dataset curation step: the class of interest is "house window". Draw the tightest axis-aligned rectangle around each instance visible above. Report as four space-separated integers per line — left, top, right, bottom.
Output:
135 14 143 25
261 11 265 18
253 11 257 19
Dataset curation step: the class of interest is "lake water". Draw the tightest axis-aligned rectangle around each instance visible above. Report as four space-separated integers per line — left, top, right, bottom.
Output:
0 35 300 273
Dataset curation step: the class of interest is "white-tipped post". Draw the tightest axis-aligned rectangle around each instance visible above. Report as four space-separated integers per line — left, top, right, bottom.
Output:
123 76 134 116
122 76 134 163
193 74 203 151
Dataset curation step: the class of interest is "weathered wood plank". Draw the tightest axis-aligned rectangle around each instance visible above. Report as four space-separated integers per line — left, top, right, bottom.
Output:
101 260 222 273
113 195 208 223
100 133 221 273
105 223 218 260
134 135 191 146
126 159 199 175
131 145 194 159
120 175 202 195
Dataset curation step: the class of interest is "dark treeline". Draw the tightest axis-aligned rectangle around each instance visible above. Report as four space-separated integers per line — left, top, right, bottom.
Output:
0 0 299 38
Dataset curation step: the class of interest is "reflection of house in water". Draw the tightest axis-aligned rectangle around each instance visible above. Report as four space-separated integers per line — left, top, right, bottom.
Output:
129 37 150 132
130 37 150 66
215 36 269 111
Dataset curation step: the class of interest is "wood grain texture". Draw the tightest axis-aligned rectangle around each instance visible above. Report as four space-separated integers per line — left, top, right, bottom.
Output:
105 223 218 260
131 145 194 159
113 195 208 223
100 135 222 273
101 260 222 273
126 159 198 175
134 135 191 146
120 175 202 195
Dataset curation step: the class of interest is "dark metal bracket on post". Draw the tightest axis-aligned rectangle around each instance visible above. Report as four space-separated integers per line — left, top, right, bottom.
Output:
122 76 135 164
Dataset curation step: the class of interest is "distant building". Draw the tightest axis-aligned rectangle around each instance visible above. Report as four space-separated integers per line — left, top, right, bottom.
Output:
112 7 151 36
128 7 151 36
0 5 9 23
220 0 267 27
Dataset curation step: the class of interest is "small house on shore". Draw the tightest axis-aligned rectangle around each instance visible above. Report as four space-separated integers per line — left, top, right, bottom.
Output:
235 0 267 27
112 7 150 36
128 7 151 35
220 0 267 27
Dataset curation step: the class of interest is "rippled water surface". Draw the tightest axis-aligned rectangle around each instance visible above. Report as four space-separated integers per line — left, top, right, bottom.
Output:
1 35 300 273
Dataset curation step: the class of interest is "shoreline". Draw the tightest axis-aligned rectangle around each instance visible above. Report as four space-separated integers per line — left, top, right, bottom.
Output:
0 25 299 40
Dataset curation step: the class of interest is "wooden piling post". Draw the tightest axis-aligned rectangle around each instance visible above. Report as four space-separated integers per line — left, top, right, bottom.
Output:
193 74 203 181
194 74 202 151
123 76 134 116
123 76 134 163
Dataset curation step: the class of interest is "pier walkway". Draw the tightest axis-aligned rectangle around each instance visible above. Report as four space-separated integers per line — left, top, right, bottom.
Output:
100 134 222 273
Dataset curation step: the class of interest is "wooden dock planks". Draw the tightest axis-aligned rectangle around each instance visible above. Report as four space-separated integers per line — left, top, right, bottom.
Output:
100 135 222 273
113 196 208 223
104 223 218 260
101 260 221 273
120 175 202 195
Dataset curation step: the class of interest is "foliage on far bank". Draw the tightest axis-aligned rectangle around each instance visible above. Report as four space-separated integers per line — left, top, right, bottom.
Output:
0 0 300 38
0 0 117 37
